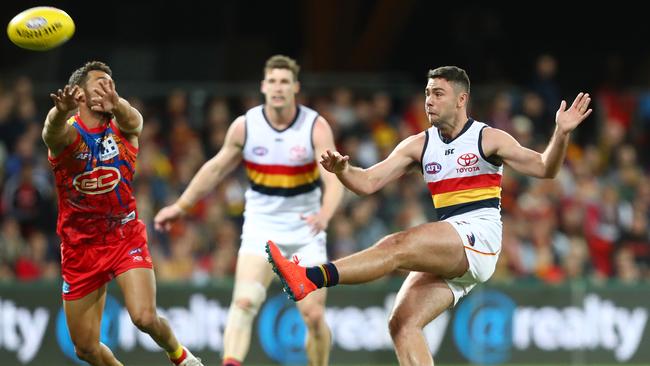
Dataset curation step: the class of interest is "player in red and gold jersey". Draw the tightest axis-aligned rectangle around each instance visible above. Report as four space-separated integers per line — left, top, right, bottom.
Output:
43 61 202 366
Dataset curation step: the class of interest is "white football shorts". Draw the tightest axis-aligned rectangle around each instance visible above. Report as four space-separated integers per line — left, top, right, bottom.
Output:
444 211 502 306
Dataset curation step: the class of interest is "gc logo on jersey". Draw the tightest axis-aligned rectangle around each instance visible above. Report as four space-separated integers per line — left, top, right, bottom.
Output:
73 166 121 195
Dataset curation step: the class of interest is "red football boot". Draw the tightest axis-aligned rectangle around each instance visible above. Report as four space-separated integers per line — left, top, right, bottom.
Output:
265 240 317 301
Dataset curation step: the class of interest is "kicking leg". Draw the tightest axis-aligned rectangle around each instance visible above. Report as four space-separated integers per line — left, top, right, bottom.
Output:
388 272 454 366
335 221 468 282
64 284 123 366
296 288 330 366
222 254 274 366
267 221 468 300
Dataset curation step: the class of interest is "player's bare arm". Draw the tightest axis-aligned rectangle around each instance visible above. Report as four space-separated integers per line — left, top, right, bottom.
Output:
303 116 344 233
42 84 80 156
482 92 592 178
154 116 246 232
320 132 425 195
91 78 143 138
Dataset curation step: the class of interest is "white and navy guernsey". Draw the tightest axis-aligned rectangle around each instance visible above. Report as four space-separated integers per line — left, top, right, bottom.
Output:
421 119 503 220
241 104 321 215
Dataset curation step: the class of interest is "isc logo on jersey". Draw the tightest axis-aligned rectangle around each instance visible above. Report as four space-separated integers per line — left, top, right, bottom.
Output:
73 166 121 194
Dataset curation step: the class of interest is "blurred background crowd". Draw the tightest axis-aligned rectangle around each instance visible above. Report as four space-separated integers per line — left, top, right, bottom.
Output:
1 51 649 286
1 1 650 289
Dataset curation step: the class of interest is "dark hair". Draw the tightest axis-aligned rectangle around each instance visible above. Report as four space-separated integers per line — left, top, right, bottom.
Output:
427 66 470 94
68 61 112 87
264 55 300 81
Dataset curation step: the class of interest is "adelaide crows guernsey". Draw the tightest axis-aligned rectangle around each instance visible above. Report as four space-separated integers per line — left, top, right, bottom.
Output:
242 105 321 214
49 115 145 246
240 105 322 244
421 119 503 221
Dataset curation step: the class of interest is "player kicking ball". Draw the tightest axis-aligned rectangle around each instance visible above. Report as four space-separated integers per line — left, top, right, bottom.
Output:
267 65 591 365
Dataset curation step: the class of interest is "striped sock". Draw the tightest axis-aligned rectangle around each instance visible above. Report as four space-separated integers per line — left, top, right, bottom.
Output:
223 356 242 366
168 345 187 365
306 263 339 288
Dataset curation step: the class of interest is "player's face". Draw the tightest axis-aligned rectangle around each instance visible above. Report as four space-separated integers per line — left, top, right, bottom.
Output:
424 78 464 127
261 68 300 109
80 70 113 116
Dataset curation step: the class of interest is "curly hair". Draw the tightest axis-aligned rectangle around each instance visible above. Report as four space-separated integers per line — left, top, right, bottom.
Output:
68 61 112 87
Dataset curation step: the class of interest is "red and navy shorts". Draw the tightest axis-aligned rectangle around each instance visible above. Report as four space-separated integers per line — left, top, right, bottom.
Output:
60 233 153 301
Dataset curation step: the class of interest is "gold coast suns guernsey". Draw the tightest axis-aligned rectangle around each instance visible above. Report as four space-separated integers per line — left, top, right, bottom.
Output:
421 119 503 221
49 115 145 246
241 105 321 244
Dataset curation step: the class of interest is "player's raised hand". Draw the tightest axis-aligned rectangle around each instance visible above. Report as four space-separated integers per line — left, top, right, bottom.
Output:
90 79 119 113
555 92 592 135
154 203 186 232
50 85 79 113
320 149 350 174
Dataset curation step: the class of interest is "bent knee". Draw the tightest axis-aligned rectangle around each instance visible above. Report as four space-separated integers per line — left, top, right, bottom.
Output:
376 232 402 248
74 343 101 361
388 311 420 338
130 308 158 331
233 297 258 313
232 282 267 315
375 232 409 260
301 306 326 330
387 313 402 337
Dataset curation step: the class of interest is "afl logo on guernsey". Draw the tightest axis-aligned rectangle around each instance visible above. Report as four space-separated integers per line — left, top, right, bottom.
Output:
253 146 268 156
425 162 442 174
457 153 479 167
73 166 121 195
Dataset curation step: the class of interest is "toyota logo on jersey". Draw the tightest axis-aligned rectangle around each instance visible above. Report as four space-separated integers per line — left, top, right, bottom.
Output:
73 166 121 195
457 153 479 167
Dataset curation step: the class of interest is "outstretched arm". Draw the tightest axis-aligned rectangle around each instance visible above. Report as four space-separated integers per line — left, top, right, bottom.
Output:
42 85 80 156
154 116 245 231
320 132 425 195
483 92 592 178
91 79 143 137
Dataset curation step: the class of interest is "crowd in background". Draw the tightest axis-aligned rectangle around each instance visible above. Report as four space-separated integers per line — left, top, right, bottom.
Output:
1 55 649 285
